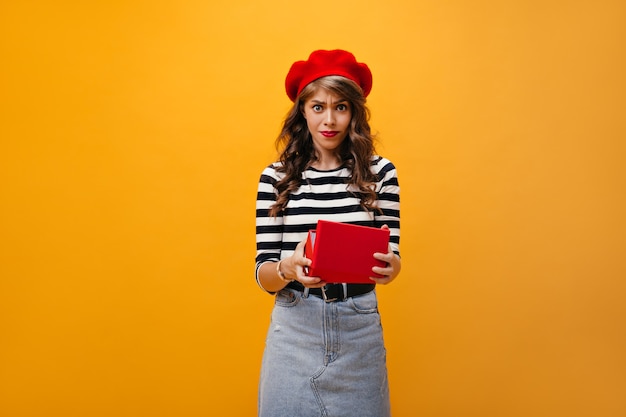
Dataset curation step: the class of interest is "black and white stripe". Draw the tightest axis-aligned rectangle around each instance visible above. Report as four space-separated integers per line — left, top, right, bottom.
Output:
255 156 400 290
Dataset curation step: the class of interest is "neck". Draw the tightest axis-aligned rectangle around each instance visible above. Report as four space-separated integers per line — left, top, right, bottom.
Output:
310 153 342 170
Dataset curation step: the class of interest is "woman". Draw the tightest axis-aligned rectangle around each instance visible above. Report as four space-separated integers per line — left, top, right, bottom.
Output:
255 49 401 417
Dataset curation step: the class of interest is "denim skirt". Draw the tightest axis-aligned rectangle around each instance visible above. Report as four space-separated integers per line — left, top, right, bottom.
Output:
258 287 390 417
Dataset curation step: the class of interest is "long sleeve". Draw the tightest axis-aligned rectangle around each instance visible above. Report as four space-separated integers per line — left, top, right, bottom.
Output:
255 165 284 289
373 157 401 256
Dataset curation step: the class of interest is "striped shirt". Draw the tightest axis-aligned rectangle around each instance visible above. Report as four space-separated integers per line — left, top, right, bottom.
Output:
255 156 400 290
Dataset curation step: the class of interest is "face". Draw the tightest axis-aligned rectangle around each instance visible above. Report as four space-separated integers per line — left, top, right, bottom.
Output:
302 88 352 156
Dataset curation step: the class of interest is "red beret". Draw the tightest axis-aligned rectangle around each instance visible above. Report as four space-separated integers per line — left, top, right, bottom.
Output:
285 49 373 102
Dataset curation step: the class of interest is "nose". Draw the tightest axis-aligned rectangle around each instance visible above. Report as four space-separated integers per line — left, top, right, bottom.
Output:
324 109 335 126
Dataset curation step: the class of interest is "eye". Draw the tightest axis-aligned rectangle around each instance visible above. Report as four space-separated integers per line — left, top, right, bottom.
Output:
337 104 348 111
312 104 323 112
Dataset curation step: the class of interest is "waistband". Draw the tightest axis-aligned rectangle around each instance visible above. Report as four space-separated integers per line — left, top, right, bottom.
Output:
287 281 375 302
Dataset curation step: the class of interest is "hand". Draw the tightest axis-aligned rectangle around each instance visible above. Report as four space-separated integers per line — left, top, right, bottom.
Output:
285 240 327 289
370 224 401 285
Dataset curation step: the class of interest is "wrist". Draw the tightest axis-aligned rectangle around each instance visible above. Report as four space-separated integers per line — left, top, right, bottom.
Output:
276 259 293 283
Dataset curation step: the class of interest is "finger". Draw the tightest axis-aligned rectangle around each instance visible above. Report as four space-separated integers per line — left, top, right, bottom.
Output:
303 282 327 289
372 264 392 274
373 252 391 262
298 275 322 285
300 278 326 288
369 276 389 285
294 240 307 256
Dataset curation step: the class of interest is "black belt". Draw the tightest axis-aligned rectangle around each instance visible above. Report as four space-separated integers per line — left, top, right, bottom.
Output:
287 281 375 302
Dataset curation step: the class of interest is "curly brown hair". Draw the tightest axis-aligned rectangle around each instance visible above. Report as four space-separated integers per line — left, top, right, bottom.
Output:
269 76 380 217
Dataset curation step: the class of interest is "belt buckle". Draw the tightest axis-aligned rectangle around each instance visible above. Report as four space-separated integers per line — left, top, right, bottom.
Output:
320 285 338 303
320 284 348 302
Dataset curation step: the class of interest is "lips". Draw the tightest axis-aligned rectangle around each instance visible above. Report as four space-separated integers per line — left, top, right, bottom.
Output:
320 131 339 137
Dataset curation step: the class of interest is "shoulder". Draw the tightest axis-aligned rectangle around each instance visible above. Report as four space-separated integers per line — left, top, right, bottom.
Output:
370 155 398 177
259 162 285 183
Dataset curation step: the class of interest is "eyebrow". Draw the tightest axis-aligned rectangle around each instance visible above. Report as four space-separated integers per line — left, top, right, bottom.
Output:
310 99 349 104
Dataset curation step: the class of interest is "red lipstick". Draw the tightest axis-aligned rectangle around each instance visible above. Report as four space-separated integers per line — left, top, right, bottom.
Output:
320 131 339 137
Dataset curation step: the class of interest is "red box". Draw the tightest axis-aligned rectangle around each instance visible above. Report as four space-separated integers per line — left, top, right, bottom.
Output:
304 220 390 284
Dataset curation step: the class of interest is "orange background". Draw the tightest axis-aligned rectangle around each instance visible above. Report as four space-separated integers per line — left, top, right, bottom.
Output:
1 1 625 416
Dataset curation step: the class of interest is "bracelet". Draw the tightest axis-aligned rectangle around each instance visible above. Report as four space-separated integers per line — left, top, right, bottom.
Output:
276 259 292 282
